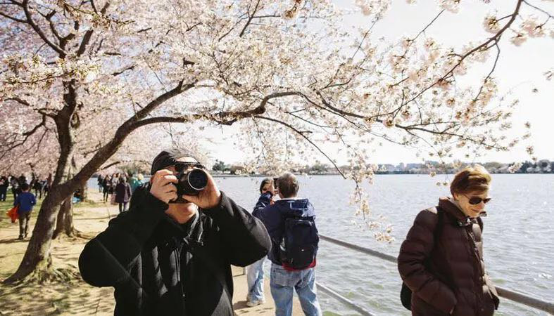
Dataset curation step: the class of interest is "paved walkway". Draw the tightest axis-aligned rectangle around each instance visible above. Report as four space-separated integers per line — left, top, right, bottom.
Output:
231 266 304 316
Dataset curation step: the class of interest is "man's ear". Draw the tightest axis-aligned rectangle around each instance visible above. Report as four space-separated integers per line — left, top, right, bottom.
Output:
452 193 459 201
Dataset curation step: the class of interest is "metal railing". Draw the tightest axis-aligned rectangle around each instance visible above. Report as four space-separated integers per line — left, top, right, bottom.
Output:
318 234 554 315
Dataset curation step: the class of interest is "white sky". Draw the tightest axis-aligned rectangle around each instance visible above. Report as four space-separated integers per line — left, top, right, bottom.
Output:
201 0 554 165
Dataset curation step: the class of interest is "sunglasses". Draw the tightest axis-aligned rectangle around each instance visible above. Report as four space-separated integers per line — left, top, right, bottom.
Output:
464 195 492 205
174 162 205 172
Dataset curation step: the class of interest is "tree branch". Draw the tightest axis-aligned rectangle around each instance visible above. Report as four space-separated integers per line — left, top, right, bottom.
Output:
254 115 346 178
239 0 261 37
21 0 65 56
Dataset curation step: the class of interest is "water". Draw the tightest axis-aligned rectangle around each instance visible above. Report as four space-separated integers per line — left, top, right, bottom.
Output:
87 174 554 315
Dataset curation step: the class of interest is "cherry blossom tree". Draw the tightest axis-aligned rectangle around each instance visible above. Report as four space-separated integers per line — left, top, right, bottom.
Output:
1 0 552 282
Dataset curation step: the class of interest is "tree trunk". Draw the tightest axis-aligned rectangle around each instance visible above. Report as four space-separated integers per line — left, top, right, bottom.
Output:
4 81 193 284
52 198 75 239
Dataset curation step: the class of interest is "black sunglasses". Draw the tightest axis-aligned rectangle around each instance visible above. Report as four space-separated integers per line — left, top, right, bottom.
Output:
464 195 492 205
174 162 205 172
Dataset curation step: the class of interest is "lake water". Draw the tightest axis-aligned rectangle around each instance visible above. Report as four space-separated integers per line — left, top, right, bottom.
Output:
88 174 554 315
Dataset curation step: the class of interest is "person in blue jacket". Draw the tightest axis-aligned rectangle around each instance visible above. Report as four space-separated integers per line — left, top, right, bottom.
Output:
246 178 276 307
14 183 37 240
259 172 322 316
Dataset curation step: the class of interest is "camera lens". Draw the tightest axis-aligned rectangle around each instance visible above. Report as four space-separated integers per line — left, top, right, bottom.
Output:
188 169 208 190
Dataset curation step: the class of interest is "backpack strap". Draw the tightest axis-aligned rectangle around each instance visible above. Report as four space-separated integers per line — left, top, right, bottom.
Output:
427 206 444 240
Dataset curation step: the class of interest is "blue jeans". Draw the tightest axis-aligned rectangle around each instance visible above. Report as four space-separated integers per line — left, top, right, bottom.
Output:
247 256 266 302
270 263 322 316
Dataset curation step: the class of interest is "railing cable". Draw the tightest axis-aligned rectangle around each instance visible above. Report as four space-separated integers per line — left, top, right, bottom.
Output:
319 234 554 315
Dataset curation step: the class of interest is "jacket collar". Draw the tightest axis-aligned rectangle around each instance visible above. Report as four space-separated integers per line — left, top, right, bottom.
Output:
438 197 476 227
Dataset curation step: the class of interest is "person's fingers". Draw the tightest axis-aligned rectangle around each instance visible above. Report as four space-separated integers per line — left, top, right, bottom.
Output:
182 194 199 205
164 186 177 194
154 169 173 181
168 192 178 201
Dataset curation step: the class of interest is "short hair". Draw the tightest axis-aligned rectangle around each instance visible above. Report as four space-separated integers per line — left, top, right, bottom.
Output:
21 183 30 191
277 172 299 198
450 165 491 196
259 178 273 194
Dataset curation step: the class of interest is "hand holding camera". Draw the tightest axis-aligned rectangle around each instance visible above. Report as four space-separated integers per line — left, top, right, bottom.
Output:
150 169 178 204
182 171 221 209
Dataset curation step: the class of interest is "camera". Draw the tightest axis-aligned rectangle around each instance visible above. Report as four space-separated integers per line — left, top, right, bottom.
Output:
171 165 208 203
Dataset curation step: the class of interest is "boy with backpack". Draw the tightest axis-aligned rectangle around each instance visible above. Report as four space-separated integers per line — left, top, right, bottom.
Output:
259 172 321 316
14 183 37 240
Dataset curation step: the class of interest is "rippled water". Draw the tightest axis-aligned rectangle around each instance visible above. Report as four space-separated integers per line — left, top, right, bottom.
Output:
89 174 554 315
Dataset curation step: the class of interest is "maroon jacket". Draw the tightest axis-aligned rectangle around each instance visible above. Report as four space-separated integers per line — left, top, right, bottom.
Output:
398 198 499 316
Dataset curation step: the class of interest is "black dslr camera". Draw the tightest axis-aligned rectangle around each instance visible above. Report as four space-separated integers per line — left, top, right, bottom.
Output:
171 162 209 203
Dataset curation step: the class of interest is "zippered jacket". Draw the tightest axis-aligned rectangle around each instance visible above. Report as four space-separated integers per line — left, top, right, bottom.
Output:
398 198 499 316
79 185 271 315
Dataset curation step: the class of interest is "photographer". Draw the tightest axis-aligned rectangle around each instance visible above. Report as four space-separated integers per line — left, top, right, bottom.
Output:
79 150 271 315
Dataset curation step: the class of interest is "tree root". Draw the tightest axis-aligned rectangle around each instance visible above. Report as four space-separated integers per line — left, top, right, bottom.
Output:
6 265 81 285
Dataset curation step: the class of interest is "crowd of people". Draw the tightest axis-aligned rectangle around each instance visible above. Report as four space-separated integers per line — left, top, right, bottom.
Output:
97 173 144 213
1 153 499 316
0 173 52 202
78 149 499 316
1 172 52 240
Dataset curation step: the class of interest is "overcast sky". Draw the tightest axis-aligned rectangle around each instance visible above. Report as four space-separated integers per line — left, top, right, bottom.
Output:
201 0 554 165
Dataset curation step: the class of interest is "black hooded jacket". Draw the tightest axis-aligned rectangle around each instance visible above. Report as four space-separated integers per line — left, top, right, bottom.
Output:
79 185 271 315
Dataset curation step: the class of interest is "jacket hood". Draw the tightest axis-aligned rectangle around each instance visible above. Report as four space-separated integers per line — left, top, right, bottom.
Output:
274 198 315 217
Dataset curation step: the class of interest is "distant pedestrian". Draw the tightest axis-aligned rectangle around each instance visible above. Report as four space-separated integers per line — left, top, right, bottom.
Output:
259 172 322 316
246 178 276 307
10 176 19 200
18 174 27 186
398 165 499 315
14 183 36 240
33 177 44 199
129 173 143 193
115 177 131 212
0 175 8 201
102 175 111 202
97 175 104 193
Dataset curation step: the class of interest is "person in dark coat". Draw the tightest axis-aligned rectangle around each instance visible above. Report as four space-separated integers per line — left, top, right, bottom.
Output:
398 165 499 316
245 178 275 307
9 175 20 200
79 150 271 315
102 175 111 202
0 175 8 201
114 176 132 213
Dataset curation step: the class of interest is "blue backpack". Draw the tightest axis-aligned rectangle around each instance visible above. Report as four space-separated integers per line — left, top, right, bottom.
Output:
279 215 319 270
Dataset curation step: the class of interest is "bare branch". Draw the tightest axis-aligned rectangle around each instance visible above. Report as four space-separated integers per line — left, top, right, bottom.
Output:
239 0 261 37
21 0 66 56
255 115 346 178
0 10 27 23
77 29 94 56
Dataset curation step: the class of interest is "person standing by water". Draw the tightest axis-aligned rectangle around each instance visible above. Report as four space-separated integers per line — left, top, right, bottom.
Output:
246 178 276 307
97 174 104 193
398 165 499 316
115 176 132 213
259 172 322 316
102 175 111 202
